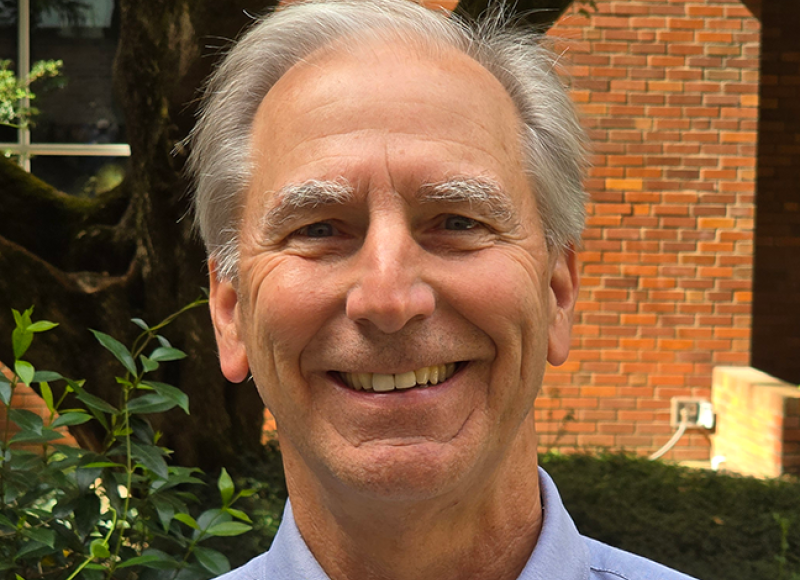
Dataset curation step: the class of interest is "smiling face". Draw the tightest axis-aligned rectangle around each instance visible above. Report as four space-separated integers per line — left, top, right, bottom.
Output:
209 38 578 503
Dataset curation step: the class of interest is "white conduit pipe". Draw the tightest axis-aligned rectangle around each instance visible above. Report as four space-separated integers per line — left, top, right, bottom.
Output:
649 408 689 461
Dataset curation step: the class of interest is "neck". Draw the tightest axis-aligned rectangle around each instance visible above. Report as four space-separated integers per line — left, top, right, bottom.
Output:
283 420 543 580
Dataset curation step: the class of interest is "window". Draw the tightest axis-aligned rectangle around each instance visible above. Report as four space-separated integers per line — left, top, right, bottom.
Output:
0 0 129 196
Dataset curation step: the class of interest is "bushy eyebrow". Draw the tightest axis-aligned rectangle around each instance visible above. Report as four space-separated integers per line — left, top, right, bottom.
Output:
417 177 517 225
262 179 355 230
260 176 518 232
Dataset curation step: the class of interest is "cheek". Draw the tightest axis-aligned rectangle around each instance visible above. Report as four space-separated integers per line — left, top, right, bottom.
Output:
244 257 344 373
444 252 550 405
446 251 549 343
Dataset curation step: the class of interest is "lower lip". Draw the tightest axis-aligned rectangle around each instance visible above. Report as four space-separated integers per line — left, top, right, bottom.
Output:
329 364 467 401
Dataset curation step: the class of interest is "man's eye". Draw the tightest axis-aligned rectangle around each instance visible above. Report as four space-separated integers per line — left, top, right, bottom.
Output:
443 215 479 231
298 222 336 237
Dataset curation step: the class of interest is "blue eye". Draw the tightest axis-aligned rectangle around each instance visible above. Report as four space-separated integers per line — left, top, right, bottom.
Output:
301 222 336 237
444 215 479 231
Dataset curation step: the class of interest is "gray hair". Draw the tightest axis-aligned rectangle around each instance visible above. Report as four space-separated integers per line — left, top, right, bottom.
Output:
187 0 588 280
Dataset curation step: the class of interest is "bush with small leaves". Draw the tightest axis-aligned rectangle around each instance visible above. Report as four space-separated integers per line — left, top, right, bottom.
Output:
0 300 254 580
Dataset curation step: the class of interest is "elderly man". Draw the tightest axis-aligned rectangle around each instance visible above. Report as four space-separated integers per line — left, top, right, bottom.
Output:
188 1 697 579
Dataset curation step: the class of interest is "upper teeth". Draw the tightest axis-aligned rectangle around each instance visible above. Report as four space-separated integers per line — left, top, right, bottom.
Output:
341 363 457 392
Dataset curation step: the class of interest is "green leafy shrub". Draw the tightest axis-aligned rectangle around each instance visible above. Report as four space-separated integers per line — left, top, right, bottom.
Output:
541 452 800 580
0 301 254 580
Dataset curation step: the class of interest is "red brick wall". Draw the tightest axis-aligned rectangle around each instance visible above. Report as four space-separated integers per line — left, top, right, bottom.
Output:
537 0 760 461
751 0 800 385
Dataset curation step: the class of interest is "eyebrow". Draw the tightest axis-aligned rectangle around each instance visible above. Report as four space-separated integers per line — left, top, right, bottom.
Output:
417 177 517 225
262 179 355 230
260 176 518 232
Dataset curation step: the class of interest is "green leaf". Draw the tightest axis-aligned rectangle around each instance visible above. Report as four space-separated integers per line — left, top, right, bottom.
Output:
12 308 25 328
74 389 117 415
126 393 178 415
139 355 159 373
131 318 150 331
86 406 109 431
174 513 200 530
149 346 187 362
143 381 189 414
0 513 16 529
28 320 57 333
204 522 252 537
81 461 125 469
75 495 102 540
218 468 234 505
33 371 63 383
51 412 93 428
116 554 164 569
193 546 231 576
8 409 43 433
224 508 252 524
10 429 62 444
23 528 56 548
196 509 226 532
0 381 11 406
90 329 137 376
134 549 182 570
40 382 54 413
14 360 34 386
90 539 110 559
150 495 176 531
12 328 33 359
15 540 49 560
130 442 168 480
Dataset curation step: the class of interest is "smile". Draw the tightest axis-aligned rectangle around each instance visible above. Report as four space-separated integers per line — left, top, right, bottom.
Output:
338 363 459 392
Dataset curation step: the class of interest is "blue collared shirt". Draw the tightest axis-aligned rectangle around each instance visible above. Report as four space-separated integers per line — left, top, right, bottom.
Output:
218 468 698 580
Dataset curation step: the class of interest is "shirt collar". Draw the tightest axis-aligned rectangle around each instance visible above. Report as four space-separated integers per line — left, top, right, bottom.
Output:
517 468 590 580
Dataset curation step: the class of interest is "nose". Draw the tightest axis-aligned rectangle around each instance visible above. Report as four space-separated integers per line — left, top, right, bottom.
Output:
345 222 436 334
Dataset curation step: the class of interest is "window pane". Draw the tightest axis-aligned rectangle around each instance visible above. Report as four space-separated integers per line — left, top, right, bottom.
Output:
0 1 16 56
29 0 125 145
30 155 127 196
0 0 18 143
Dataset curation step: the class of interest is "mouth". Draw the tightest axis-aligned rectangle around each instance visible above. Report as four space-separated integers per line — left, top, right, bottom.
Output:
336 362 461 393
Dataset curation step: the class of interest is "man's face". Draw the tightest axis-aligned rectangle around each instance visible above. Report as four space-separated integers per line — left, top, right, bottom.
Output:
210 39 577 501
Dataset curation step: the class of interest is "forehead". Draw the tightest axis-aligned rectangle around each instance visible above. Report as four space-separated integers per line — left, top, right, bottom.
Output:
247 35 528 198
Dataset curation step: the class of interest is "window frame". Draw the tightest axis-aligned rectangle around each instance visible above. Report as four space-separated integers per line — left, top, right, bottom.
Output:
0 0 130 171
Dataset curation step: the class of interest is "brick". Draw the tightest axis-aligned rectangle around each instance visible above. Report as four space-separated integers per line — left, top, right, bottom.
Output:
605 178 644 190
697 31 734 43
647 80 684 92
687 6 724 17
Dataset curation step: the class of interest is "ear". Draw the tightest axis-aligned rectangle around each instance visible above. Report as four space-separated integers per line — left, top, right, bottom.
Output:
547 245 580 367
208 260 250 383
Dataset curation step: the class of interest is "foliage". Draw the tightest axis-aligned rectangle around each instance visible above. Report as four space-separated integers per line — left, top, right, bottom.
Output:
193 443 287 570
0 59 63 129
0 301 255 580
541 452 800 580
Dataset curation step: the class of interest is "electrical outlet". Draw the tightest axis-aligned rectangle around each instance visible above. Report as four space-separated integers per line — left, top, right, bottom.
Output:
670 397 715 429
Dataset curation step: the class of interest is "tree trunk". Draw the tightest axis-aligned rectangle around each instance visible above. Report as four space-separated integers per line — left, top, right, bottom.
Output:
0 0 273 470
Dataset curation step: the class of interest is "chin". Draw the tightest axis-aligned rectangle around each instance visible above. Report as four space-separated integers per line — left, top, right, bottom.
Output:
324 439 484 502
